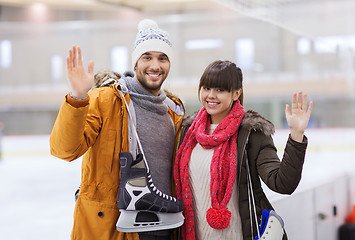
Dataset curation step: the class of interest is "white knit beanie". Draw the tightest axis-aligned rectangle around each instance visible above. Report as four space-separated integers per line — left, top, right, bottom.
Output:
131 19 173 69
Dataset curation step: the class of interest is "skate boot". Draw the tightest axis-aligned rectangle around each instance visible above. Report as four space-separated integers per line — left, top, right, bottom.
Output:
254 209 284 240
116 152 184 232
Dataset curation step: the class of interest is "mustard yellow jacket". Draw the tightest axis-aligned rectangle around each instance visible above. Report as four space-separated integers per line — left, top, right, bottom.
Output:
50 84 184 240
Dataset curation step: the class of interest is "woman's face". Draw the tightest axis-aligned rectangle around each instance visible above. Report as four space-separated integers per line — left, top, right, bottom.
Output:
200 86 241 124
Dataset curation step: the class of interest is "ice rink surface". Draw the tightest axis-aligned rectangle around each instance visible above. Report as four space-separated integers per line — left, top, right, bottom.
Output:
1 128 355 239
0 135 81 240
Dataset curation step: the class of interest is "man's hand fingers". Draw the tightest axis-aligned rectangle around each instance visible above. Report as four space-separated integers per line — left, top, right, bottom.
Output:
78 46 83 67
72 46 77 68
66 56 71 72
88 61 94 76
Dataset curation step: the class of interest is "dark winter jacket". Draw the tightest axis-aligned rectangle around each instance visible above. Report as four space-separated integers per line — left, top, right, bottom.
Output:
178 110 308 240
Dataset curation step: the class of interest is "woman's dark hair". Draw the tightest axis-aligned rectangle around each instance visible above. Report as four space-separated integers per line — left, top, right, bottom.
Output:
198 60 243 105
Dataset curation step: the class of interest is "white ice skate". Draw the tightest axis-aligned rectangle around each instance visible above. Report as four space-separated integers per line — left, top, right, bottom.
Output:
254 209 284 240
116 152 184 232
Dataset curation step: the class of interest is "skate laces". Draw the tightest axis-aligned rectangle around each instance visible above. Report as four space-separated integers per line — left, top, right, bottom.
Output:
147 169 177 202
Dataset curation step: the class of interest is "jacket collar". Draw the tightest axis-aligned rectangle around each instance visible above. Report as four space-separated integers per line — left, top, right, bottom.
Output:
182 110 275 136
240 110 274 136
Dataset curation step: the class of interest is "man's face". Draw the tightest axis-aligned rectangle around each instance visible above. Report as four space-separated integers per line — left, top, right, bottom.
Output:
134 51 170 96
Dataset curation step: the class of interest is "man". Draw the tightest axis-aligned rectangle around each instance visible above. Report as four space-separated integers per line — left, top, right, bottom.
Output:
50 19 184 240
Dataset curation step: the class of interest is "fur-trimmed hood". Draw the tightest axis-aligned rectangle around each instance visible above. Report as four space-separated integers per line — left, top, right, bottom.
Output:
181 110 275 136
241 110 275 136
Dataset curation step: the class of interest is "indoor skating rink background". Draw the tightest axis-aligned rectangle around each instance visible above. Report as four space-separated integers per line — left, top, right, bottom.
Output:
1 0 355 239
1 128 355 240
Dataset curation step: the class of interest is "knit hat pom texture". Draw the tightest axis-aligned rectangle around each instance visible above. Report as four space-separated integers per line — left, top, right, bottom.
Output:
138 19 158 31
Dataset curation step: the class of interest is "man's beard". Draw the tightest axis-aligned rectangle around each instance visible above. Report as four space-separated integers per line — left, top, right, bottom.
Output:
136 71 166 94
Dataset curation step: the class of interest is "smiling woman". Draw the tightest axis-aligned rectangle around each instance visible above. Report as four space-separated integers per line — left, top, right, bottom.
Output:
198 61 243 123
174 60 313 240
200 86 241 124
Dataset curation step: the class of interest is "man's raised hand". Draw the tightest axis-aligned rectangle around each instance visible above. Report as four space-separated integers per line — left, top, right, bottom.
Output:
66 46 94 99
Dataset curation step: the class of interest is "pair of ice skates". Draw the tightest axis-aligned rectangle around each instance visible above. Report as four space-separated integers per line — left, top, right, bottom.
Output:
116 152 184 232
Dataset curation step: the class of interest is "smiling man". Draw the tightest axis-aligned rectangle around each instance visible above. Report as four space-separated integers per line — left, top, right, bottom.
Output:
134 51 170 96
50 19 185 240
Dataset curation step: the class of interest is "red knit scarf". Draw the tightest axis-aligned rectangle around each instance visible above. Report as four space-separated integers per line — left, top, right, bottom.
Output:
174 101 245 240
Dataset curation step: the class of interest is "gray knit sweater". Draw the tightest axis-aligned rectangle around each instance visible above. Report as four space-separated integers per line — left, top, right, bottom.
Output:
125 76 175 196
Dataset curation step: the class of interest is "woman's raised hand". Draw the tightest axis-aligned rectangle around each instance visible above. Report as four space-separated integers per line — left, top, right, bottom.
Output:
285 92 313 142
66 46 94 99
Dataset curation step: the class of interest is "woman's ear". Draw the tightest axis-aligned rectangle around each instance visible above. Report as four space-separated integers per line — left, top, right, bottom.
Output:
233 89 242 101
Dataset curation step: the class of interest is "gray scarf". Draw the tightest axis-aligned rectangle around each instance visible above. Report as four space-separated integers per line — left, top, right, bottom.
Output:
125 77 168 115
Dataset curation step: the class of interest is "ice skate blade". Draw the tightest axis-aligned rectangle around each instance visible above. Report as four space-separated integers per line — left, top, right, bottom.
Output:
116 210 184 232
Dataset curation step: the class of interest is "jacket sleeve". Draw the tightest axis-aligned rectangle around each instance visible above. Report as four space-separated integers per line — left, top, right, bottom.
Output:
50 92 102 161
250 131 308 194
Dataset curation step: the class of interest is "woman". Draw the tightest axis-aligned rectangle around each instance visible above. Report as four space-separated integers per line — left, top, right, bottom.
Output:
174 60 313 240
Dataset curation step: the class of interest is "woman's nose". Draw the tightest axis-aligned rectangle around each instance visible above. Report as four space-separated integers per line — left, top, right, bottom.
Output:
208 89 216 98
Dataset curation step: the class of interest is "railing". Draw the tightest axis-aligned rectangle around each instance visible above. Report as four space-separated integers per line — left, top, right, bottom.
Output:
265 173 354 240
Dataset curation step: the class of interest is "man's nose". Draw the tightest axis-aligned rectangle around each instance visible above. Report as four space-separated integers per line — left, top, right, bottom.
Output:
149 58 160 70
